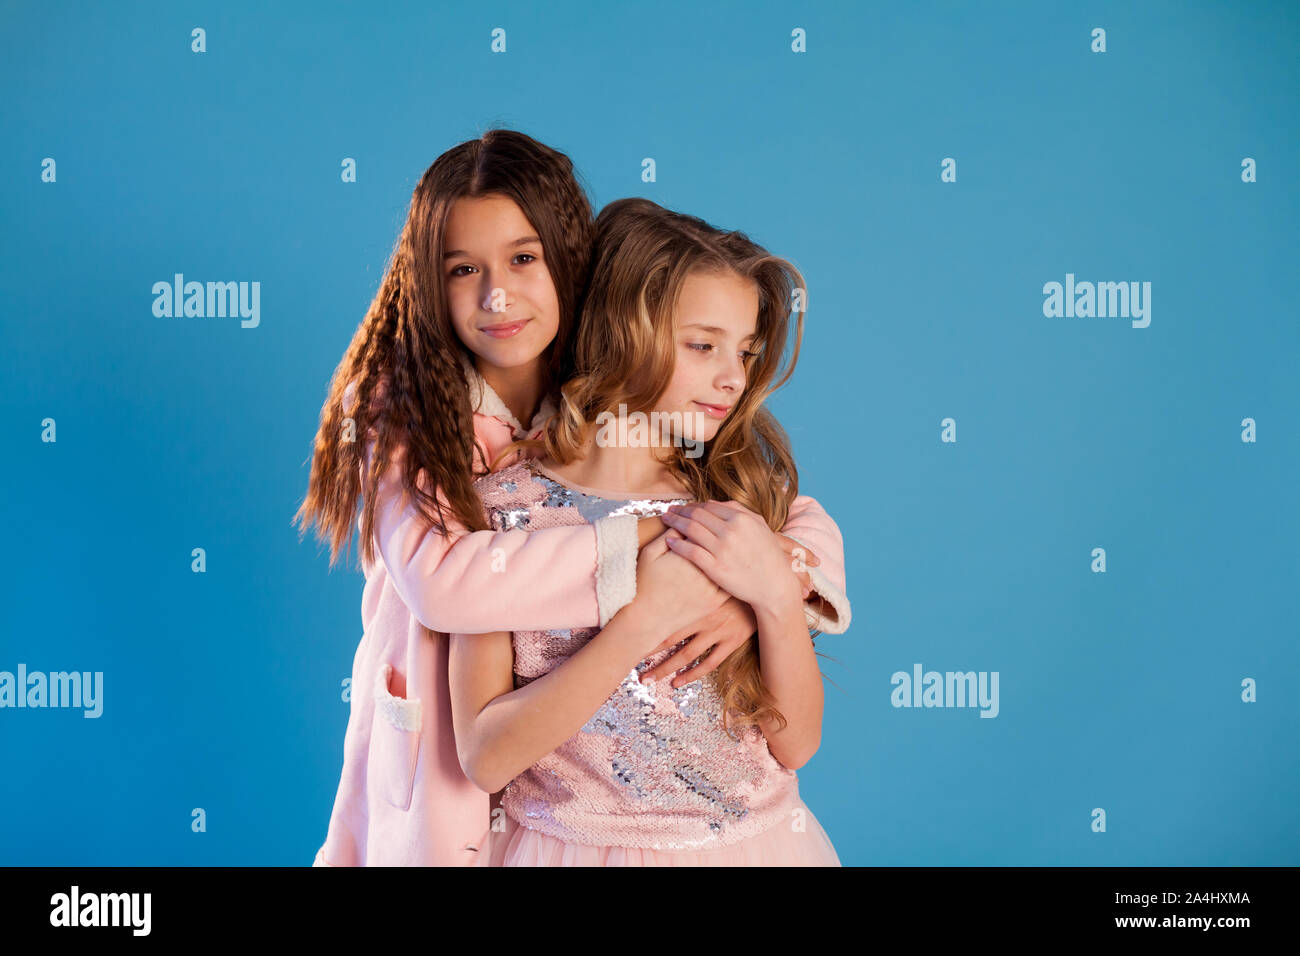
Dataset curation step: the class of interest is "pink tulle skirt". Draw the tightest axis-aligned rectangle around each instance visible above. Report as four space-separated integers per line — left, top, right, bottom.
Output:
474 798 841 867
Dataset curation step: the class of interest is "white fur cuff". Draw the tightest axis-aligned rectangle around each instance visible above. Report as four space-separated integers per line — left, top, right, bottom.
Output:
783 534 853 635
594 514 639 628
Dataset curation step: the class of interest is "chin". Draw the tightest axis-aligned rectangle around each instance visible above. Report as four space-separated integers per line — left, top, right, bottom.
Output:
482 341 548 368
676 426 719 450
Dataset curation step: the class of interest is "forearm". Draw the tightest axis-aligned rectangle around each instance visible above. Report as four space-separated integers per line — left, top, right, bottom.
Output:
370 436 656 632
461 609 661 793
752 584 824 770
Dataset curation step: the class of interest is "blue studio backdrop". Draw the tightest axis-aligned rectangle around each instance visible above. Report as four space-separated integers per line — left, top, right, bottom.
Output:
2 0 1297 866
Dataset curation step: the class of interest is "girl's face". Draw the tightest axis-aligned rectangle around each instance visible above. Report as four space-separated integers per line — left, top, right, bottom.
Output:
443 194 560 373
652 269 760 443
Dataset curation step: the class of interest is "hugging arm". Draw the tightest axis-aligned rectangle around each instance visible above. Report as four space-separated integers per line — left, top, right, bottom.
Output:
447 616 654 793
367 437 666 633
447 531 728 791
640 493 852 685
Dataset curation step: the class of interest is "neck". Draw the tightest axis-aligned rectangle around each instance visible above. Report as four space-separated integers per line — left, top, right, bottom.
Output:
478 358 545 431
544 427 690 497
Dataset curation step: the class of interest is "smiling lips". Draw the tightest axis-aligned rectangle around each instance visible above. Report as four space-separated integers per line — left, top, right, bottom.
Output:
480 318 530 339
694 401 732 420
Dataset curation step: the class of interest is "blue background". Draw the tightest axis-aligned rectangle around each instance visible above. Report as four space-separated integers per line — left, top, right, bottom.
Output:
2 0 1296 865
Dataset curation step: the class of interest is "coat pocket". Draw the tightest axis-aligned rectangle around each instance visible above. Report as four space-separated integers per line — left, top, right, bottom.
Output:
370 663 421 811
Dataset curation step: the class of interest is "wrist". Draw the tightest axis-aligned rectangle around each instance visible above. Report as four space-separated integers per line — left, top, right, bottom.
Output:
750 577 805 621
604 598 660 658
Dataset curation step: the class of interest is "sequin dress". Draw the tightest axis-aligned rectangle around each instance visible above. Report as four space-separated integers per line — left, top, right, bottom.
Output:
471 458 841 867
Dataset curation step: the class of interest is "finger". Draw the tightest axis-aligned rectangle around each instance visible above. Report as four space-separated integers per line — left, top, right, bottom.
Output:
671 501 745 525
661 508 725 551
795 544 822 567
693 498 745 512
649 626 691 654
639 653 676 683
777 536 821 568
784 543 820 578
701 499 762 522
640 641 707 683
664 532 717 572
640 529 671 558
669 644 730 687
637 647 691 686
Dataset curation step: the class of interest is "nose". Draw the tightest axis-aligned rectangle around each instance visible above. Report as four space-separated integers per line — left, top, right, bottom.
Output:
716 351 746 394
479 275 513 314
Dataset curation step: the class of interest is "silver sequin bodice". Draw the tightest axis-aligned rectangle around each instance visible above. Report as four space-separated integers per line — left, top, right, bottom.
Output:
475 458 801 851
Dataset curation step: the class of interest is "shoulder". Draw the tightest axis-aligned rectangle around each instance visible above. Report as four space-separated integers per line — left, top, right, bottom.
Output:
473 460 540 497
472 461 549 529
472 408 515 441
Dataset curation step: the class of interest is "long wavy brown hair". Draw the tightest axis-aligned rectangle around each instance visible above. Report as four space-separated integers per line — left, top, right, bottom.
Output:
500 197 816 737
294 128 595 569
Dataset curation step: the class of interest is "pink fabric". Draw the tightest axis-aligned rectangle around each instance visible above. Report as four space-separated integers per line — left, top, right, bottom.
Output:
313 371 852 867
472 459 804 853
780 493 851 633
476 797 841 867
313 381 613 866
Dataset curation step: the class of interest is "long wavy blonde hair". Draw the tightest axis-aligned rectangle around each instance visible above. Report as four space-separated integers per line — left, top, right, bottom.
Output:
499 197 818 737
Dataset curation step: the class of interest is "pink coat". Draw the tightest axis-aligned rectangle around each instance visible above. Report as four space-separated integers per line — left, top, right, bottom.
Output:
313 356 851 866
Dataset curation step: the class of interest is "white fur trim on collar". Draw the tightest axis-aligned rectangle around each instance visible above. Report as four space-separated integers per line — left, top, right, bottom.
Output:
458 352 557 439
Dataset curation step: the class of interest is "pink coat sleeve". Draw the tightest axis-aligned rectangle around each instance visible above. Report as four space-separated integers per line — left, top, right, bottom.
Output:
363 437 639 635
780 495 852 634
341 376 638 634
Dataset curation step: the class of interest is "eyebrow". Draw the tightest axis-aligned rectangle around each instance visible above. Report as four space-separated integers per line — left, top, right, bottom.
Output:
681 323 758 343
443 236 542 259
